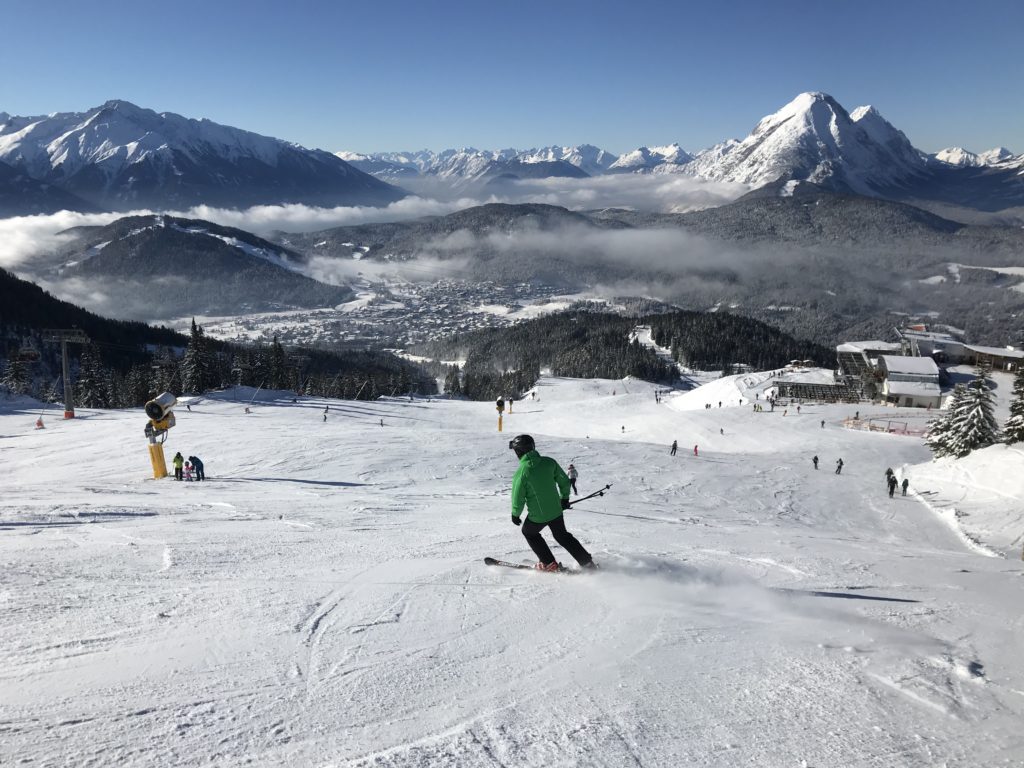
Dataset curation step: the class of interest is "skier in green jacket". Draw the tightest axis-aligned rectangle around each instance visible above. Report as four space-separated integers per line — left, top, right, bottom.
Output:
509 434 596 572
172 451 184 481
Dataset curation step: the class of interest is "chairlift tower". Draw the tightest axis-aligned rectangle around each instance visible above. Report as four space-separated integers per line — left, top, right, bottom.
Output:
42 329 90 418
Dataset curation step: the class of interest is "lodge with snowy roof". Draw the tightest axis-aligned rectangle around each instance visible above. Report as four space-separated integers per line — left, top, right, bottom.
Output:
830 325 1021 409
877 355 941 409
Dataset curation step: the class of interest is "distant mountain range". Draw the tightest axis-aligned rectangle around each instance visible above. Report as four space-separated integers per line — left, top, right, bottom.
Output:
3 93 1021 217
340 92 1024 211
0 101 404 216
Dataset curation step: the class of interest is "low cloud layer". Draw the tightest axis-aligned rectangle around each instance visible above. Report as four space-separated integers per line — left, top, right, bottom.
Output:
0 173 745 271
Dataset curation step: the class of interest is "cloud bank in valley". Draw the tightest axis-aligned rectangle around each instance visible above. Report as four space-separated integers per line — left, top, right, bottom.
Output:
0 173 745 271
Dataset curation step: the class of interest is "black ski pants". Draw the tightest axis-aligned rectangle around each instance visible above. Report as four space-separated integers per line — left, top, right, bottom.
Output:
522 514 591 567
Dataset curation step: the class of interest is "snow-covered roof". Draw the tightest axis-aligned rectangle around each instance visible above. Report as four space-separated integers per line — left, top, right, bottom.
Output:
836 340 902 353
880 355 939 376
885 380 941 397
899 329 959 342
964 344 1024 360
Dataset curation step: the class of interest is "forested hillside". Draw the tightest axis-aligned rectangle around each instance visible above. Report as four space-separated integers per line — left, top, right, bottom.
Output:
413 308 832 400
0 269 435 407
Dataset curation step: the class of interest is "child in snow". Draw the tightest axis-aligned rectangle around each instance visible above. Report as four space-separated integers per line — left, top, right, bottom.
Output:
184 462 194 482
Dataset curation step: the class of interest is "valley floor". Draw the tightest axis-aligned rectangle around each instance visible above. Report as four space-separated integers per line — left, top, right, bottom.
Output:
1 377 1022 767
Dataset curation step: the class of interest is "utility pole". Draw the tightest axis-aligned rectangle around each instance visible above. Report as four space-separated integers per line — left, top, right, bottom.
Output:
42 329 90 418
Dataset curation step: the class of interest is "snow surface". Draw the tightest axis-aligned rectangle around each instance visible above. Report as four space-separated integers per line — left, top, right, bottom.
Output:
2 376 1023 766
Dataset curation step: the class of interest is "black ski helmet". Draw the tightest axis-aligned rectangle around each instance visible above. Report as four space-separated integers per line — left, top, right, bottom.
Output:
509 434 535 457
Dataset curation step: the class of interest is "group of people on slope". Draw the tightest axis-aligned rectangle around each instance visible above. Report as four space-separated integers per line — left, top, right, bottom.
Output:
810 455 845 473
171 452 205 481
885 467 909 498
669 440 698 456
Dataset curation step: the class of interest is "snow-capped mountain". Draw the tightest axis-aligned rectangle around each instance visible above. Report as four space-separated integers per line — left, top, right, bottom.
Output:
339 145 614 182
0 101 403 214
933 146 1016 167
334 151 420 180
0 159 99 216
607 144 692 173
686 92 929 195
515 145 618 176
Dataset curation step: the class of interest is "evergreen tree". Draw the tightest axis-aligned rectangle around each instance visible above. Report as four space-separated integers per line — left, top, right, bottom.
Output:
0 357 31 395
268 336 288 390
1003 366 1024 444
925 389 955 458
181 319 213 394
76 344 110 408
945 369 1000 458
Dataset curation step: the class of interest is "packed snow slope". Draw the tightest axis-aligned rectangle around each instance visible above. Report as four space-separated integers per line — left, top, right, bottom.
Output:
2 377 1023 767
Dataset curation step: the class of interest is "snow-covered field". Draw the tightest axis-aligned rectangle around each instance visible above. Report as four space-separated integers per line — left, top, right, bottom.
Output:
2 377 1023 767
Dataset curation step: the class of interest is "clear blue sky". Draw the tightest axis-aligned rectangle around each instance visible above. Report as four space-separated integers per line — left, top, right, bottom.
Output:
2 0 1021 155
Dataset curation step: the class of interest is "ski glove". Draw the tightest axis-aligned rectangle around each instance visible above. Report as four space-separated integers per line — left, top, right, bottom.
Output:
560 498 571 510
512 516 521 526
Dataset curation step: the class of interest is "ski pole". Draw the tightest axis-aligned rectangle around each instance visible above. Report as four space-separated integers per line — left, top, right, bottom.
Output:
568 484 612 507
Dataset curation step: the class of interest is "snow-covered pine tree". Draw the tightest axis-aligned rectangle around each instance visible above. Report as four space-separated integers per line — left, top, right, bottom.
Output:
0 357 31 395
443 368 462 396
945 368 1000 458
181 319 214 394
925 384 962 458
1004 365 1024 444
76 344 110 408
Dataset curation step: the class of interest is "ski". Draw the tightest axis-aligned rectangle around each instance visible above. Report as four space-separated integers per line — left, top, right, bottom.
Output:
484 556 534 570
483 557 587 575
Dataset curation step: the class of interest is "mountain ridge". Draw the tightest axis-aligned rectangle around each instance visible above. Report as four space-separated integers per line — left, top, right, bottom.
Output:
0 101 405 215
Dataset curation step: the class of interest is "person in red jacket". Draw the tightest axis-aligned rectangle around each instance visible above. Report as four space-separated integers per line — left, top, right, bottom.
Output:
509 435 595 572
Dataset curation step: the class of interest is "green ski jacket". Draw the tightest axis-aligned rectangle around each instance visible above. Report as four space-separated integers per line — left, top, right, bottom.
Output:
511 450 570 523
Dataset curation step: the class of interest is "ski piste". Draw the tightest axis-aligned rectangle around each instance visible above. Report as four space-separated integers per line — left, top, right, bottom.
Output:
484 557 586 574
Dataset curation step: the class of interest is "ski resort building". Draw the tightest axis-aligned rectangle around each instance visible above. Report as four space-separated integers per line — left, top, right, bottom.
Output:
877 355 941 409
963 344 1024 372
896 328 967 363
836 340 902 380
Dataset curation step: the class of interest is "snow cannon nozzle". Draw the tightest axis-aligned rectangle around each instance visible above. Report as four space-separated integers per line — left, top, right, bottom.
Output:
145 392 177 421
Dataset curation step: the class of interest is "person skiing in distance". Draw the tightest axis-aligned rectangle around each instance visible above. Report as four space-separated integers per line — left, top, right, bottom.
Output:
188 455 205 481
812 455 819 470
172 452 184 481
887 474 898 498
821 419 825 429
670 440 678 456
567 463 579 495
901 478 909 496
693 445 699 456
835 458 844 475
508 434 595 571
885 467 894 486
